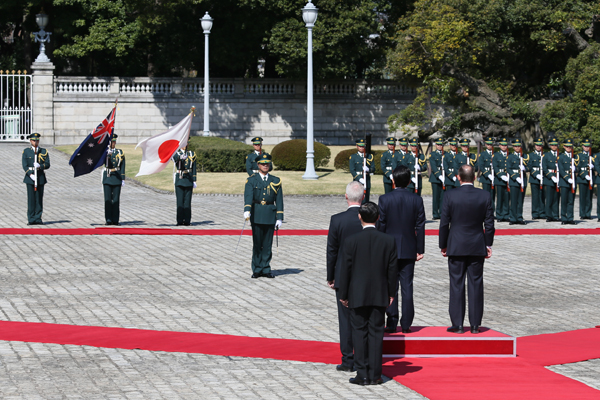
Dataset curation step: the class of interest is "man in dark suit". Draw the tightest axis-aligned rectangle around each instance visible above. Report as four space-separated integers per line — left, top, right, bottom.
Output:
377 165 425 333
326 181 364 373
439 165 495 334
338 202 398 386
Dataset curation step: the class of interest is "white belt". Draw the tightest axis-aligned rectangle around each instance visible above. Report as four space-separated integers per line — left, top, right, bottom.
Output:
253 169 259 173
386 167 392 170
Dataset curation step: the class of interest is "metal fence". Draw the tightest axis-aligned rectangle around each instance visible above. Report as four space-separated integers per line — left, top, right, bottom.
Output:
0 70 32 142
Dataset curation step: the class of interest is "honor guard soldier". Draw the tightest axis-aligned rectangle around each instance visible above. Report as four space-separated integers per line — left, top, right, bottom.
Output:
349 139 374 203
492 138 510 222
406 138 428 196
244 154 283 278
102 134 126 225
380 137 399 194
477 138 496 215
455 138 478 170
246 137 272 176
558 139 577 224
542 138 561 222
442 138 459 191
576 139 594 220
507 138 527 225
172 145 197 226
398 137 410 160
22 132 50 225
526 138 546 219
428 138 445 219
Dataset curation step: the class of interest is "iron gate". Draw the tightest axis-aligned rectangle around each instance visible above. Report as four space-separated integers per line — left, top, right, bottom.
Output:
1 70 32 142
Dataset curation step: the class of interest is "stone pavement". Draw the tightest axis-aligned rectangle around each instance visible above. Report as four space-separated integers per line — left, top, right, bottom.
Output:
0 143 599 399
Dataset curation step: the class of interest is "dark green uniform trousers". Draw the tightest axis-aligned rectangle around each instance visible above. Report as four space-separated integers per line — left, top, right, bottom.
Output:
383 182 393 194
251 223 275 275
509 187 526 223
26 184 44 224
431 183 444 219
560 187 575 222
175 186 193 225
103 184 121 225
530 184 546 219
481 183 496 216
496 186 509 221
545 185 560 220
578 183 593 219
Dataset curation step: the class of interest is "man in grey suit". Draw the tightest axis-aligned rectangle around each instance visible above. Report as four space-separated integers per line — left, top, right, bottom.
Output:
439 165 495 334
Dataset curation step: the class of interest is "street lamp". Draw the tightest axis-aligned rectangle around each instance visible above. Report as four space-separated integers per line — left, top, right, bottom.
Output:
201 12 213 137
302 1 319 180
34 11 52 63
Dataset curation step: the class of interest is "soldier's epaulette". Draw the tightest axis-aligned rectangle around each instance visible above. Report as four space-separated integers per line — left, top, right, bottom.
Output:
270 177 282 186
348 155 352 160
367 154 373 161
245 155 248 160
270 179 282 193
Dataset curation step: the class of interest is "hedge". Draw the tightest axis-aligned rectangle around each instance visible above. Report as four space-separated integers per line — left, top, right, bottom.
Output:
187 136 253 172
334 148 385 175
271 139 331 171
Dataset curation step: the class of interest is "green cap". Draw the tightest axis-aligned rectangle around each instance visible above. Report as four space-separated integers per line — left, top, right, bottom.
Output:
582 139 592 147
434 138 444 145
398 138 408 146
484 137 494 145
356 138 366 147
548 138 559 145
448 138 458 146
111 133 119 142
256 153 272 164
409 138 420 146
512 138 522 147
563 138 573 147
385 137 396 145
498 138 508 145
459 138 470 146
533 138 543 146
251 137 263 145
29 132 41 141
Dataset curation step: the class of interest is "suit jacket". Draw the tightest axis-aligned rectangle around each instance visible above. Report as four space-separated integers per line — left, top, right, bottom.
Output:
377 188 425 259
337 227 398 309
439 184 495 257
326 207 362 285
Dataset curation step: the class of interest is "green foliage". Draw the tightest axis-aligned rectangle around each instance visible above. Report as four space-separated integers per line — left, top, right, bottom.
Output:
271 139 330 171
187 136 252 173
333 148 384 175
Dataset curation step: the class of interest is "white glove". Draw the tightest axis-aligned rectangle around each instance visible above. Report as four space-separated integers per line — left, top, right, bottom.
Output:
571 164 576 172
452 176 457 182
551 176 558 183
501 175 509 182
107 149 113 154
244 211 251 220
121 181 125 187
180 154 187 160
193 182 197 189
516 177 523 184
359 178 365 185
438 175 444 182
33 162 40 168
415 165 421 172
520 164 526 171
568 178 573 184
591 163 595 170
586 174 592 181
411 177 417 184
275 220 282 229
362 165 369 172
536 174 542 181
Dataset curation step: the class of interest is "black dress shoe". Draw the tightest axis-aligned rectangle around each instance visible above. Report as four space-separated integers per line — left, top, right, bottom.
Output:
370 377 384 385
447 325 464 334
336 364 354 372
251 273 260 279
509 221 516 225
384 327 397 333
470 325 480 334
349 377 370 386
517 221 526 225
263 273 275 278
401 328 411 333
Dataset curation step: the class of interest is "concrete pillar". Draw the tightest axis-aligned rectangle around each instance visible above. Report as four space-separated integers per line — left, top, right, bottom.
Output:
31 61 55 145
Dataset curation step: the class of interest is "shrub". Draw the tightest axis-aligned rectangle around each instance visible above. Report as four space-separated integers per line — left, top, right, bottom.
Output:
187 136 253 172
334 148 384 175
271 139 331 171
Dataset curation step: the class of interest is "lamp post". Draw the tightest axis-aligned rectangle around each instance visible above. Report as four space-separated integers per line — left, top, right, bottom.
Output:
34 11 52 63
302 0 318 180
201 12 213 137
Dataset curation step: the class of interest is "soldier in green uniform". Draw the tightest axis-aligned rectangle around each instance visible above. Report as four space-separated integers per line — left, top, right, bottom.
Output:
557 139 577 224
428 138 445 219
102 134 126 225
455 138 478 170
406 138 428 196
349 138 374 203
172 145 197 226
525 138 546 220
576 139 594 220
492 138 510 222
542 138 561 222
380 137 399 194
22 132 50 225
246 136 272 176
507 138 527 225
477 138 496 216
244 154 283 278
442 138 459 191
398 137 410 161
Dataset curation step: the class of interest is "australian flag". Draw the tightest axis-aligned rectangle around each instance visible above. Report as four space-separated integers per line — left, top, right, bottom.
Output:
69 104 117 177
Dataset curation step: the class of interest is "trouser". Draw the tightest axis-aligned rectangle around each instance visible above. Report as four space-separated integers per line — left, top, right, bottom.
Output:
175 185 193 225
560 186 576 222
431 183 444 219
250 223 275 274
103 184 121 224
26 183 44 224
509 185 526 222
448 256 485 328
530 183 546 219
481 183 496 217
383 181 393 194
545 185 560 220
495 185 509 220
350 306 385 382
386 259 415 331
336 289 354 368
578 183 593 218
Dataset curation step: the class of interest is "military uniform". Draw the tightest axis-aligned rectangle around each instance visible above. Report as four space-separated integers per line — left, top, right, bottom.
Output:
406 138 428 196
172 148 197 226
102 135 126 225
542 141 560 221
245 136 272 176
557 139 577 224
477 139 496 215
22 133 50 225
349 139 374 203
428 139 445 219
507 139 527 224
244 154 283 278
575 139 594 219
492 139 510 222
525 139 546 219
380 137 399 194
442 138 459 190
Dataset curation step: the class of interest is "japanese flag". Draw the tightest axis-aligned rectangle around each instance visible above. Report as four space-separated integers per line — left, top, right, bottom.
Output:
136 113 193 177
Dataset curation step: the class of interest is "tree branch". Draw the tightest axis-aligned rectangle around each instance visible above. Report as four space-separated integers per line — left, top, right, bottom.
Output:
563 25 590 52
440 64 503 106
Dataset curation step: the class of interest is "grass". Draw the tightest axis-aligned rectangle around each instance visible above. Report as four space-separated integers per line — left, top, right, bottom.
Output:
56 144 435 196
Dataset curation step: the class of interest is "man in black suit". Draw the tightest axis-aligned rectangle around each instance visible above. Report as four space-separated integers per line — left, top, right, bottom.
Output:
377 165 426 333
326 181 364 373
338 202 398 386
439 165 495 334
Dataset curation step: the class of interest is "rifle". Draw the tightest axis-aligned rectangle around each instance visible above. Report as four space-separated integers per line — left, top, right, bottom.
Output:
519 147 524 193
414 145 419 194
571 153 576 194
506 151 510 194
490 151 495 190
441 147 446 190
589 151 594 191
33 147 38 192
539 151 543 190
363 134 372 197
555 158 560 193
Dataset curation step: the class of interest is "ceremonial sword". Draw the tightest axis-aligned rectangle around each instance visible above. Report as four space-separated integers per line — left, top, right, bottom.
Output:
235 218 248 253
